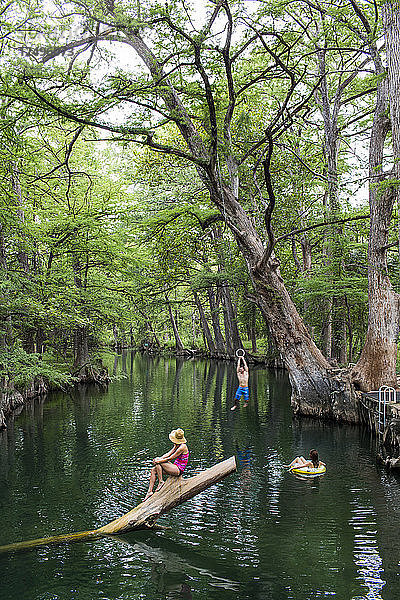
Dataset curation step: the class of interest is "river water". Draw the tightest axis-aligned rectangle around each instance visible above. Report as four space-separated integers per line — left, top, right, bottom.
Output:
0 353 399 600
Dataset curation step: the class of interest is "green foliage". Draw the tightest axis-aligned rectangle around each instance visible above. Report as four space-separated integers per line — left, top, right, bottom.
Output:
0 347 74 390
0 0 397 377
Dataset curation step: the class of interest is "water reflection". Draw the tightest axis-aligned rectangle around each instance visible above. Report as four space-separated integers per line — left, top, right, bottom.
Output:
114 534 240 595
349 489 385 599
1 354 400 600
263 450 283 520
236 444 253 493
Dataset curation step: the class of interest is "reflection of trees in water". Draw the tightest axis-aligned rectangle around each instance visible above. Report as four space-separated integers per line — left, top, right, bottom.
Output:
237 444 253 493
226 363 236 409
115 535 240 597
171 358 184 403
213 362 225 411
121 349 127 374
210 362 227 460
129 350 135 381
202 361 216 409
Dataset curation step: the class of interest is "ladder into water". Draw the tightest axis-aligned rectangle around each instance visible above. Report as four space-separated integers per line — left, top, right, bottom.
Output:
377 385 396 436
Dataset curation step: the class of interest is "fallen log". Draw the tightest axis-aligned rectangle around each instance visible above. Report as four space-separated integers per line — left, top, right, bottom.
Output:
99 455 236 534
0 456 236 554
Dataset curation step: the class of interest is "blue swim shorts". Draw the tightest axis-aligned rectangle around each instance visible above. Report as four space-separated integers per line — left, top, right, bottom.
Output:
235 386 249 403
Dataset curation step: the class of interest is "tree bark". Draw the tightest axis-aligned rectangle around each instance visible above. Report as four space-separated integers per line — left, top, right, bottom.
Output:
73 326 89 369
352 15 400 391
383 1 400 256
220 280 242 353
207 287 226 354
166 295 184 351
193 290 216 354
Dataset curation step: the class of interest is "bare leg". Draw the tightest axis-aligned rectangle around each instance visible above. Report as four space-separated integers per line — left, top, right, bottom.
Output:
231 393 240 410
286 456 307 468
154 464 164 491
143 466 157 501
154 461 181 491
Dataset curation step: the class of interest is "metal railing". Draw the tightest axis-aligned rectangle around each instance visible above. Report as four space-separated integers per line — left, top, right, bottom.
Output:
377 385 396 436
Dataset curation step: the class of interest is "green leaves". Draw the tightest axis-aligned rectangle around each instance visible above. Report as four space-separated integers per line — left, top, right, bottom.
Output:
0 346 75 389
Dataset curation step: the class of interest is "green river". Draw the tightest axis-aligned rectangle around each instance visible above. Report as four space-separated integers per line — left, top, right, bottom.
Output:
1 353 399 600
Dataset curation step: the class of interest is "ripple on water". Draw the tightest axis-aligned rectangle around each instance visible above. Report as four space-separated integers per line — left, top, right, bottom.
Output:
1 356 400 600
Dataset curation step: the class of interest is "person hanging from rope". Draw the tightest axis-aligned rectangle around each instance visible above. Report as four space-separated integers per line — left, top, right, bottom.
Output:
231 350 249 410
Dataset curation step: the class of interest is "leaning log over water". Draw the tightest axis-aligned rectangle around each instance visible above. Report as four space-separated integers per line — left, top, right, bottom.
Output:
0 456 236 554
99 455 237 534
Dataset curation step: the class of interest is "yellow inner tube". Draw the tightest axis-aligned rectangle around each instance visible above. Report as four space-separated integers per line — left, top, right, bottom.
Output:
291 465 326 476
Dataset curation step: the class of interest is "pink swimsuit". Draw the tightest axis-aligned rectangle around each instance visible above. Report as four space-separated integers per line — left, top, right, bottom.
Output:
174 452 189 473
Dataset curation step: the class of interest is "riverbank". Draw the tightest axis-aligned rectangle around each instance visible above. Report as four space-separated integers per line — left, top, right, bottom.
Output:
135 345 285 369
0 360 110 430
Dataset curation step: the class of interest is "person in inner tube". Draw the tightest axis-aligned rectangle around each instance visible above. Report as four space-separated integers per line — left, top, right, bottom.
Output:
285 449 326 470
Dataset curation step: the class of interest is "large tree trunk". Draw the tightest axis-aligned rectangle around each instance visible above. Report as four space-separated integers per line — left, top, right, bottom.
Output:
207 287 226 354
383 1 400 255
220 280 242 353
352 19 400 391
208 183 357 418
166 295 184 351
73 326 89 369
250 254 355 420
193 290 216 354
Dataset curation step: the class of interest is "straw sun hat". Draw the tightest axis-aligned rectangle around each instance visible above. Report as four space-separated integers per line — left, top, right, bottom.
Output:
169 428 187 444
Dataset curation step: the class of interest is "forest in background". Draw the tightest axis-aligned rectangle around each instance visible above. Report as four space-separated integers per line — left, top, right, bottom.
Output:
1 0 399 423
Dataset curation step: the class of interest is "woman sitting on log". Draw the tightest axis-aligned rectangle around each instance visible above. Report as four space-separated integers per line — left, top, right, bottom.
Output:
285 449 325 470
143 428 189 501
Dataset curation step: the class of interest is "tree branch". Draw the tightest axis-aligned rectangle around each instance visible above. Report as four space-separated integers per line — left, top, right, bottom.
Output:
277 213 370 245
